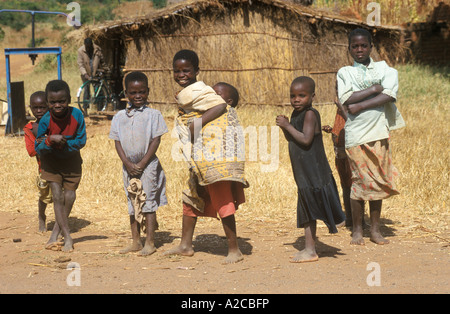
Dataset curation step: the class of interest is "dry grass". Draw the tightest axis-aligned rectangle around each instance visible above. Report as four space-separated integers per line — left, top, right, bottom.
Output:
0 62 448 243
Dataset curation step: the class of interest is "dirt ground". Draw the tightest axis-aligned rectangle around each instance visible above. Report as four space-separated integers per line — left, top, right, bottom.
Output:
0 209 448 295
0 49 448 297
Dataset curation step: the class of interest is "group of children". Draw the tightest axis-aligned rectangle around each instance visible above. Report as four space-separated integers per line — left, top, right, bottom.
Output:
24 28 403 263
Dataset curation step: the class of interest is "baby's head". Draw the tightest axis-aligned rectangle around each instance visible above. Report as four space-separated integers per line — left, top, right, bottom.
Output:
213 82 239 108
124 71 149 108
348 28 373 65
45 80 71 118
172 49 199 88
30 91 48 121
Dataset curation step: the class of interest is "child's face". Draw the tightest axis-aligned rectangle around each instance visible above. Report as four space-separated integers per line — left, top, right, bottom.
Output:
47 90 70 117
290 82 314 112
349 35 372 65
125 80 149 107
30 96 48 120
213 84 232 106
173 59 198 88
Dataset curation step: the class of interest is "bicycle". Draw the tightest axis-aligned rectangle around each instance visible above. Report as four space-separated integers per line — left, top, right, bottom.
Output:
76 72 119 116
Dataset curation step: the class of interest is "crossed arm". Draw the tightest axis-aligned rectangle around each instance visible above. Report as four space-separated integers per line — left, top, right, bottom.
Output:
343 84 395 115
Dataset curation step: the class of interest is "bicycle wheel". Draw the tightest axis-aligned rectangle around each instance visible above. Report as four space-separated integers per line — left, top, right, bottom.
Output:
76 82 91 116
93 84 108 112
110 95 119 111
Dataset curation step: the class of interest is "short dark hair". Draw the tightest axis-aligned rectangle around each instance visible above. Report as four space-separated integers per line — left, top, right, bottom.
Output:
45 80 71 99
348 28 372 46
30 91 46 104
124 71 148 90
291 76 315 93
173 49 199 70
84 38 93 46
215 82 240 107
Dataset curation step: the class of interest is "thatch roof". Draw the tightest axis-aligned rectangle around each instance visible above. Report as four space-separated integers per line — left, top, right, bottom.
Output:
84 0 406 106
88 0 401 37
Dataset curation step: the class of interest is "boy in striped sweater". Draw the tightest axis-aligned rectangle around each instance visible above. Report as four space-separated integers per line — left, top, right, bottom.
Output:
36 80 86 252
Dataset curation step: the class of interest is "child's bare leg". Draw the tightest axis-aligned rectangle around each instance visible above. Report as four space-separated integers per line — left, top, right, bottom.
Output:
61 189 76 252
46 183 73 252
369 200 389 245
120 215 143 254
350 199 365 245
221 214 243 264
138 212 157 256
342 186 352 227
291 221 318 263
46 183 64 249
38 200 47 232
164 215 196 257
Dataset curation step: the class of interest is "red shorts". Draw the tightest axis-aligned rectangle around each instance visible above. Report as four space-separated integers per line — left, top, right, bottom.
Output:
183 181 246 219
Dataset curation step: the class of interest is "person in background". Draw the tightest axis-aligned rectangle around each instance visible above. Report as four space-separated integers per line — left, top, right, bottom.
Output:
23 91 52 232
77 37 108 106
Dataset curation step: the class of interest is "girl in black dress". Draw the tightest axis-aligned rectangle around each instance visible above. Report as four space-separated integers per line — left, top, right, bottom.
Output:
276 76 345 263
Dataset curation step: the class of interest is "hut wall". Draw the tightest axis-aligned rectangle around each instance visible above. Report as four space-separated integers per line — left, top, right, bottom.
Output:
118 3 389 106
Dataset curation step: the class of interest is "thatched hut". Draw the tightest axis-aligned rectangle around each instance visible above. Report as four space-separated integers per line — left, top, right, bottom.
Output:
86 0 405 106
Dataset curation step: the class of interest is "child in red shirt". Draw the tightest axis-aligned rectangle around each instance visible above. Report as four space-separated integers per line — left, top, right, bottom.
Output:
23 91 52 232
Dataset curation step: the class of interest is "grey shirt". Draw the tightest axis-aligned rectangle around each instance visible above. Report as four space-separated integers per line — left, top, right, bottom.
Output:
110 105 169 214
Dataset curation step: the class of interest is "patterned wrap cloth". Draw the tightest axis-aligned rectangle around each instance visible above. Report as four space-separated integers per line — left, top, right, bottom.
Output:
175 81 249 213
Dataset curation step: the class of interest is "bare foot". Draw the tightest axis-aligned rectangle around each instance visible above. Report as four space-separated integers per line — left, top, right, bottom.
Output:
290 249 319 263
370 231 390 245
120 241 143 254
138 244 157 257
163 245 194 257
62 241 74 253
45 241 63 251
222 250 244 264
350 230 365 245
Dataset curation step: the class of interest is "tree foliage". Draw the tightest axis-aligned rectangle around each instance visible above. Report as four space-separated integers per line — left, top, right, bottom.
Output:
0 0 159 30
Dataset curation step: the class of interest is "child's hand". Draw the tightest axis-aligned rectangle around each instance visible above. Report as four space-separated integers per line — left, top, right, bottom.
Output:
346 103 363 115
188 119 202 143
322 125 332 133
276 115 290 128
372 84 384 94
48 135 67 148
125 162 143 177
36 136 45 144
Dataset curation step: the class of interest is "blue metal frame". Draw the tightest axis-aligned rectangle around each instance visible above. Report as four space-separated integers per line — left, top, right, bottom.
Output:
4 47 62 135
